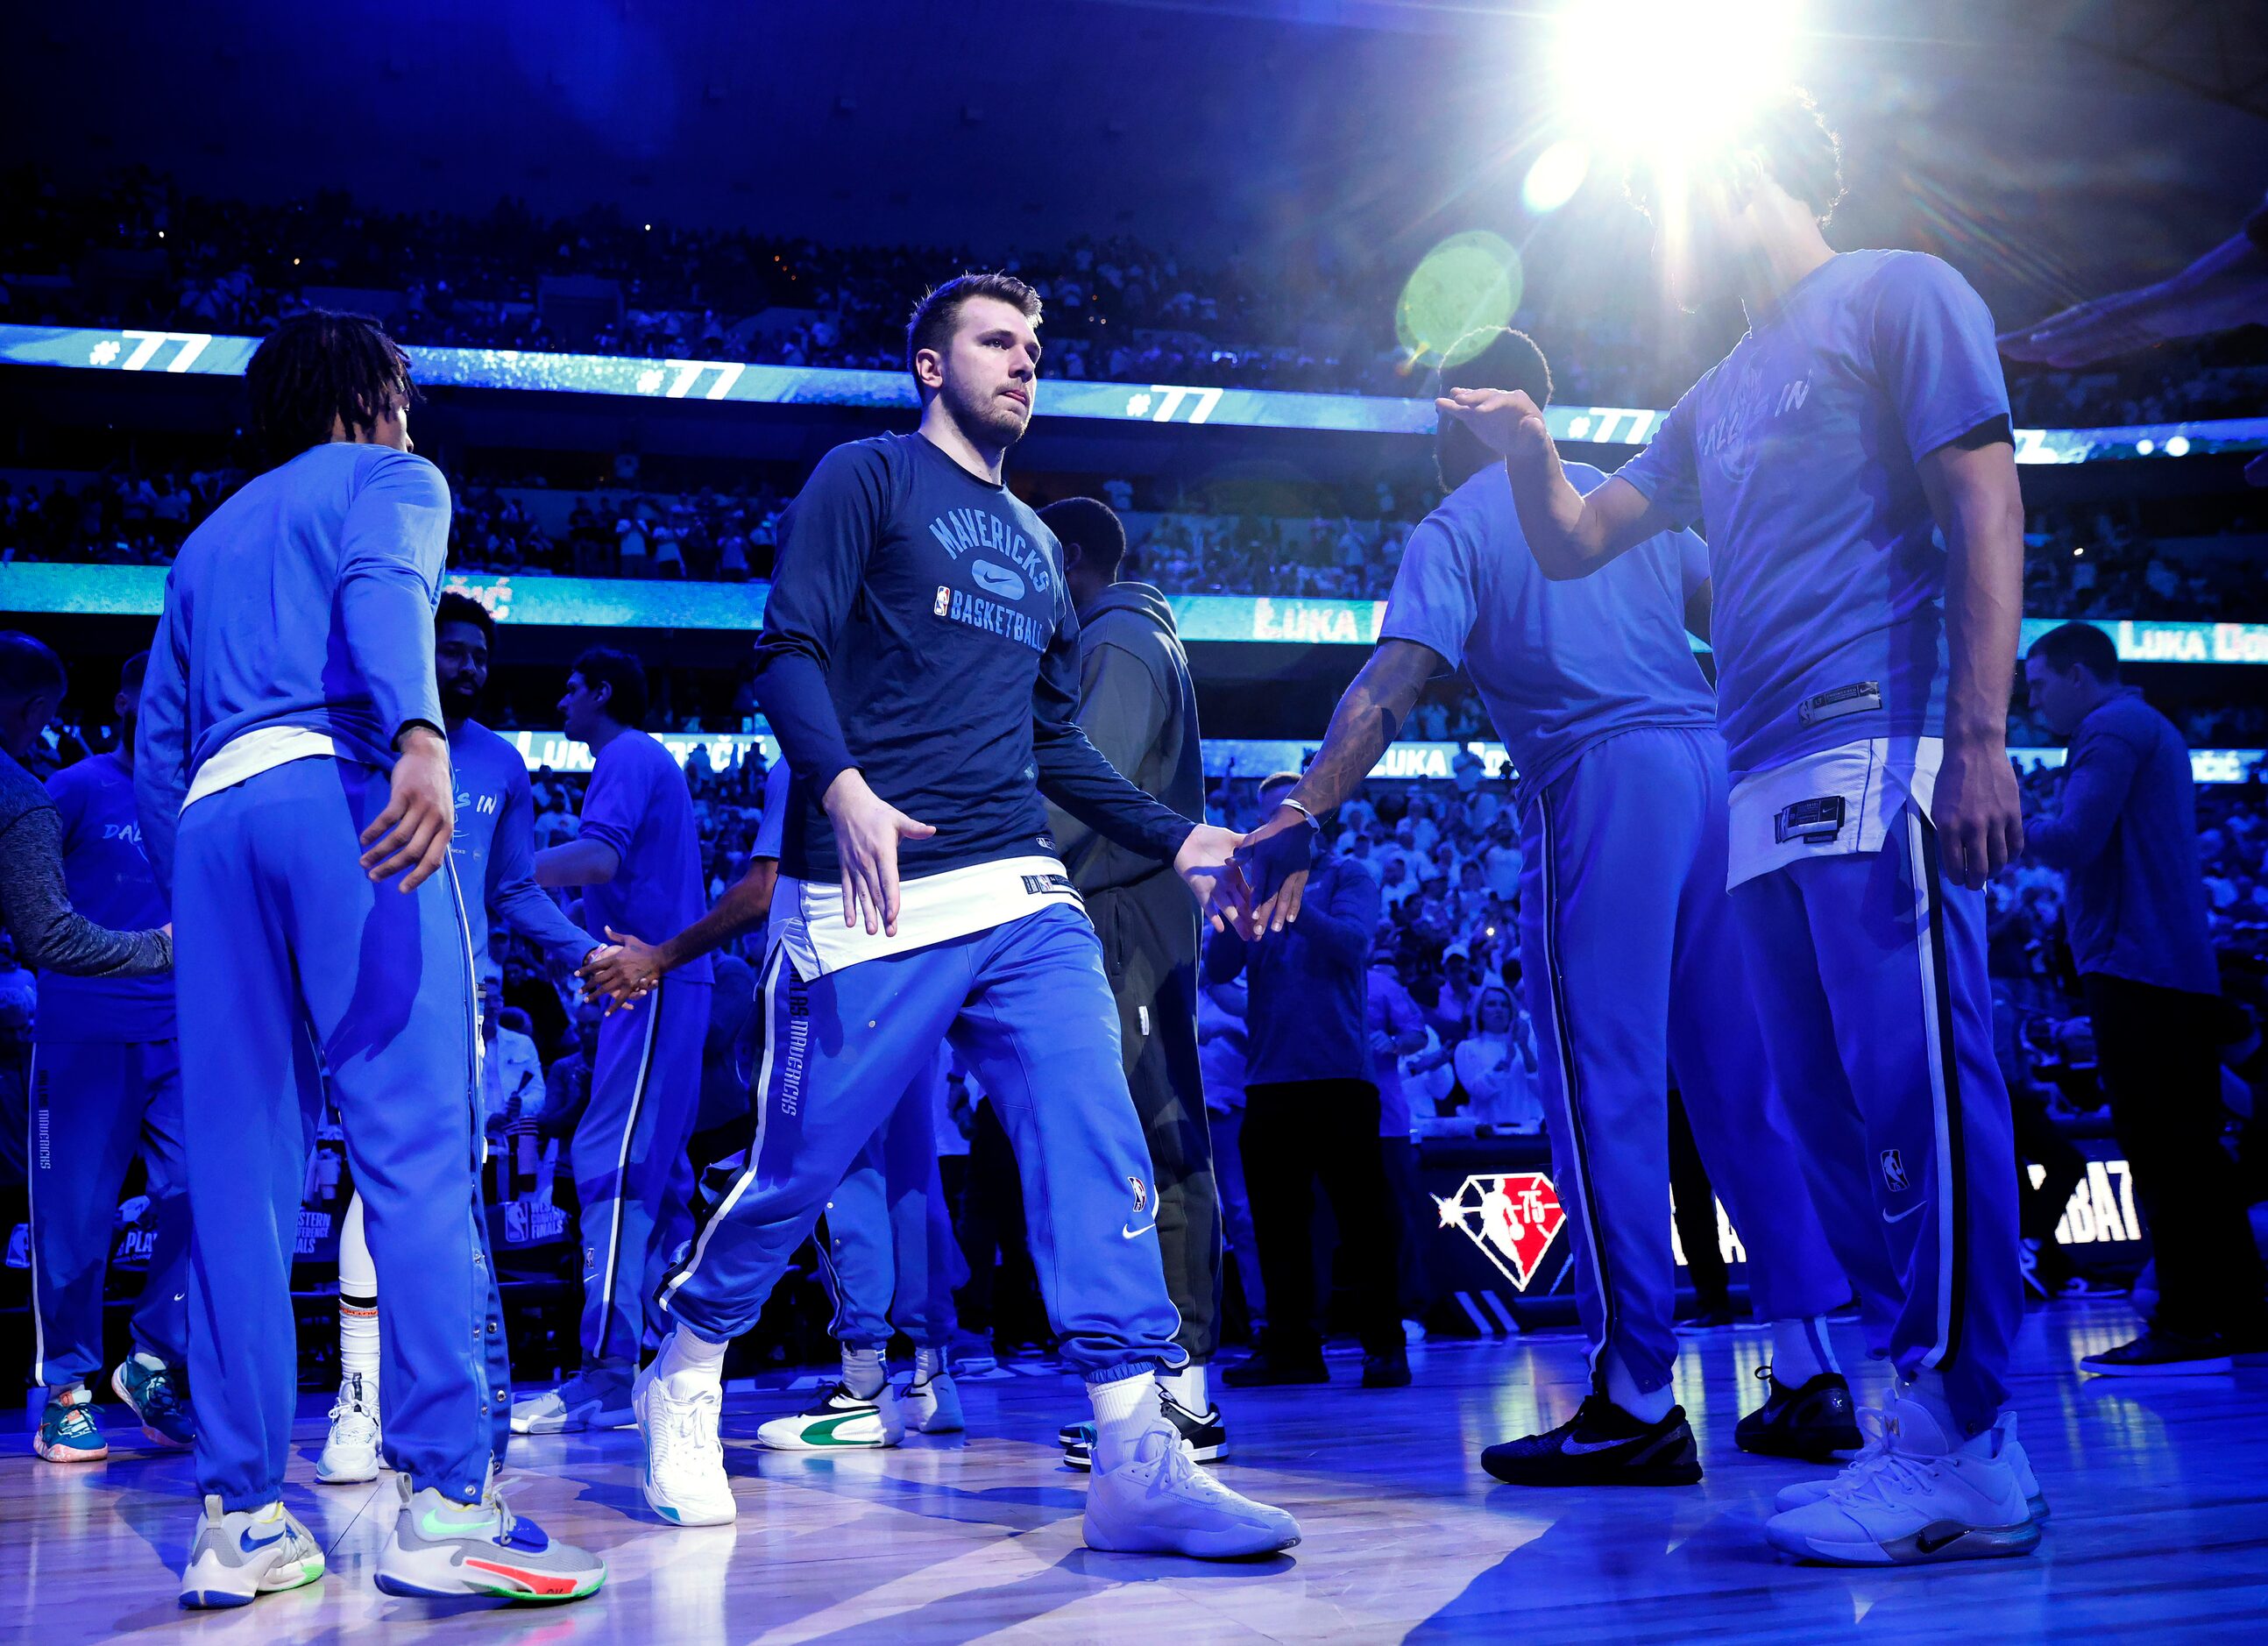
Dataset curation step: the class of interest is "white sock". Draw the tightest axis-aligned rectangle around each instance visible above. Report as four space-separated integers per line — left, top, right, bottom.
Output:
913 1344 948 1384
1896 1369 1963 1451
337 1192 381 1380
1160 1361 1208 1414
651 1329 728 1400
1089 1371 1161 1471
1602 1348 1674 1424
1770 1316 1838 1386
839 1344 888 1400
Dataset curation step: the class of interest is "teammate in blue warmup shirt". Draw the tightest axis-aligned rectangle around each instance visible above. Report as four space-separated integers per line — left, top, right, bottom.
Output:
137 312 605 1608
512 647 714 1433
621 273 1299 1558
1246 328 1856 1485
318 593 605 1485
28 652 196 1463
1442 95 2035 1566
585 757 969 1449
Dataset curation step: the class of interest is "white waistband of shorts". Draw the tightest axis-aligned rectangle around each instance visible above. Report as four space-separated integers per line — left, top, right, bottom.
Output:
1725 735 1941 890
182 727 338 810
774 853 1084 979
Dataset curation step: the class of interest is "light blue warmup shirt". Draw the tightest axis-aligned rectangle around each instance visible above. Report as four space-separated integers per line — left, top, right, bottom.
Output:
575 729 714 984
1381 460 1714 808
38 751 175 1043
450 718 599 991
1615 250 2010 779
137 443 450 893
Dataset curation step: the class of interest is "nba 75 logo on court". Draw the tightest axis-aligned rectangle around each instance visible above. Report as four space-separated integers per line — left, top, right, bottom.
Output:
1436 1173 1565 1290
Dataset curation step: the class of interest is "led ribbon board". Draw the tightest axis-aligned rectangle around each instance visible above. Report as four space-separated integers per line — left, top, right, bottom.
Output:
3 324 2262 461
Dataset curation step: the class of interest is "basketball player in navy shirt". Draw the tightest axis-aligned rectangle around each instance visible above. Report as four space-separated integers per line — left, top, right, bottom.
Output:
29 652 195 1463
1443 94 2035 1565
627 273 1297 1558
512 647 712 1434
138 312 605 1607
318 592 604 1484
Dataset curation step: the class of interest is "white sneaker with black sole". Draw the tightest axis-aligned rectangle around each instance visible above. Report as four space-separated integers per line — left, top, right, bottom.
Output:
757 1382 904 1451
1082 1421 1298 1558
1764 1396 2041 1565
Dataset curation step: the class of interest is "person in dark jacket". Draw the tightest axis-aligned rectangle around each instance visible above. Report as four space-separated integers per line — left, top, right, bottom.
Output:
2023 621 2265 1373
1041 496 1230 1465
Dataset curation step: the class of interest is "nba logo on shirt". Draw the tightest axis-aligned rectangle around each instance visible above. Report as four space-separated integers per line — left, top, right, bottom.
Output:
934 585 952 616
1880 1149 1911 1193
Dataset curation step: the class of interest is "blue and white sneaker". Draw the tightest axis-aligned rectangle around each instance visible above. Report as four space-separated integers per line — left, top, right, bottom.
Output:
180 1495 325 1608
375 1469 606 1601
112 1352 196 1449
33 1384 108 1464
509 1363 634 1435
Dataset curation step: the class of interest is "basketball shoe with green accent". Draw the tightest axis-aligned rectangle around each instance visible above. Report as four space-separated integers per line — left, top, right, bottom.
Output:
374 1470 606 1602
756 1382 904 1451
179 1496 324 1608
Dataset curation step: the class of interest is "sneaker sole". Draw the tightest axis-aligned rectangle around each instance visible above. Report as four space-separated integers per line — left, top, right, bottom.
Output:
2080 1358 2234 1377
758 1432 901 1451
1767 1516 2042 1566
180 1550 325 1608
509 1409 634 1436
646 1491 738 1528
374 1562 606 1602
1063 1439 1225 1472
1483 1461 1704 1487
110 1366 195 1450
1082 1515 1299 1559
315 1458 383 1485
32 1437 110 1464
1736 1429 1864 1465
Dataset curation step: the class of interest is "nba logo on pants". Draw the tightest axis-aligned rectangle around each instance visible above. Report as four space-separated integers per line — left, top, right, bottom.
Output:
1880 1149 1911 1193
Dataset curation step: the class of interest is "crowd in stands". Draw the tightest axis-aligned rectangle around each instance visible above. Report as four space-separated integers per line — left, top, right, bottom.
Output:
11 167 2266 422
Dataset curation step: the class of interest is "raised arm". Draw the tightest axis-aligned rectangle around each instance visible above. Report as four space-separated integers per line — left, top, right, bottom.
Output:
1286 640 1442 822
1435 388 1685 578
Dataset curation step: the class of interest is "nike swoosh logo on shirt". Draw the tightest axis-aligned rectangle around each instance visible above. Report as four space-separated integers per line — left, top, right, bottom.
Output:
1882 1203 1925 1224
1122 1222 1158 1240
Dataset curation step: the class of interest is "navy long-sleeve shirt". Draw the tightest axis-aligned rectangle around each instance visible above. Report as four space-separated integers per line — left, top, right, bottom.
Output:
2025 690 2218 996
1204 849 1380 1086
755 432 1192 883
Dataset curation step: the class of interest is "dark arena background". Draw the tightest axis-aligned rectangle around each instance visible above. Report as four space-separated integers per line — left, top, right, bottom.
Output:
2 1 2265 1640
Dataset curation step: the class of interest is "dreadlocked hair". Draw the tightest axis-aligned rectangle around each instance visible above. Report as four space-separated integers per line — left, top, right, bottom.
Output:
245 310 417 470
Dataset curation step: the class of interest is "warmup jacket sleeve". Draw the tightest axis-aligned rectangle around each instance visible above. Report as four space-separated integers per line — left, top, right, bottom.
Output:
489 763 601 973
2025 720 2144 869
0 805 173 977
134 600 192 897
1050 637 1172 869
338 454 451 745
1032 612 1193 863
1289 859 1379 969
750 444 889 800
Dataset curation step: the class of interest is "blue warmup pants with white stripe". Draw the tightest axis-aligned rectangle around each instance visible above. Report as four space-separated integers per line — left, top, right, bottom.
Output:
27 1039 189 1388
1520 727 1849 1398
174 757 498 1509
663 903 1180 1386
818 1071 967 1352
1730 801 2018 1435
574 974 711 1366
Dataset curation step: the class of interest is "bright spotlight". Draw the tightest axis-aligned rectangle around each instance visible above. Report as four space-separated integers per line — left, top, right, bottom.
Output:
1521 139 1591 214
1553 0 1800 160
2164 434 2191 457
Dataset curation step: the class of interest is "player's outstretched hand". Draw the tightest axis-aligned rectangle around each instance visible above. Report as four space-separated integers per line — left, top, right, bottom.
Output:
1436 387 1553 466
361 725 455 891
825 769 935 938
1237 805 1315 933
1175 824 1257 938
581 927 662 1016
1932 735 2024 890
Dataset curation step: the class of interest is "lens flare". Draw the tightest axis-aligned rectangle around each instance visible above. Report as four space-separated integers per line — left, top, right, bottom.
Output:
1521 139 1591 214
1552 0 1800 159
1396 232 1525 369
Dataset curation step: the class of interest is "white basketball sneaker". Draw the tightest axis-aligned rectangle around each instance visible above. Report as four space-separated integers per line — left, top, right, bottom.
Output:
1764 1396 2040 1565
1083 1421 1300 1559
632 1364 737 1527
1776 1408 2046 1521
757 1382 905 1451
316 1373 383 1485
179 1496 325 1608
901 1372 965 1435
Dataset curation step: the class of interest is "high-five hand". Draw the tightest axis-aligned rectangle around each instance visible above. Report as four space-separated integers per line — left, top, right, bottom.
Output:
1174 824 1257 938
580 928 662 1014
1237 805 1316 933
824 769 936 937
1436 386 1554 466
